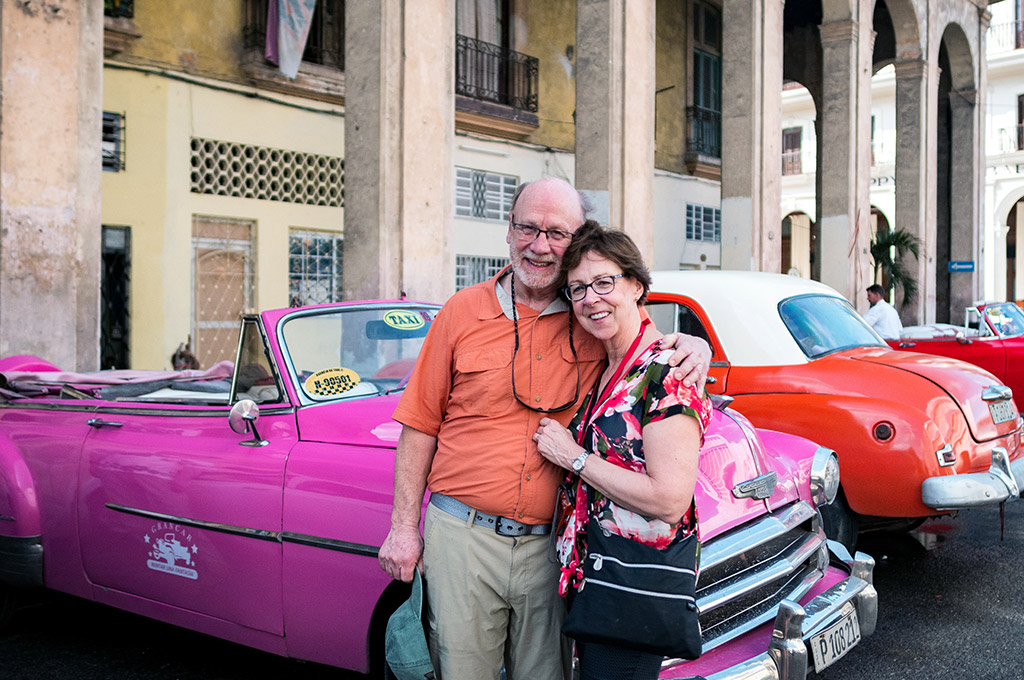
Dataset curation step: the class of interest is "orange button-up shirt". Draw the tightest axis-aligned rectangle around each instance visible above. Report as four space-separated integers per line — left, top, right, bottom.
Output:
392 270 605 524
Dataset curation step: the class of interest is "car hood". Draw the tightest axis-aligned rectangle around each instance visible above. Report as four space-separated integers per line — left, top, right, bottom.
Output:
695 407 804 540
851 347 1014 442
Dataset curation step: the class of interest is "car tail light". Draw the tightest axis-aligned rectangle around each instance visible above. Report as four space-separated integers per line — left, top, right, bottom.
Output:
872 422 894 442
935 444 956 467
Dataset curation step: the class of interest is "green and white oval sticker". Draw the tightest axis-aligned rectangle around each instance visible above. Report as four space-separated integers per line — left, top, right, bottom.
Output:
304 367 361 398
383 310 425 331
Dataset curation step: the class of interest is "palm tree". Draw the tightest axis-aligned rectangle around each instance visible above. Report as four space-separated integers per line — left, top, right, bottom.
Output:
870 228 922 308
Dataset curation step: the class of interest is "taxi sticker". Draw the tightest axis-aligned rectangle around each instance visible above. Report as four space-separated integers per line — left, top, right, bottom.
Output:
383 309 426 331
304 367 361 398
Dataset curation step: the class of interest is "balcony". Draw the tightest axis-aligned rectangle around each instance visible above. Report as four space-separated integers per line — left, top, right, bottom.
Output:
240 0 345 104
684 106 721 180
455 34 539 140
988 20 1024 54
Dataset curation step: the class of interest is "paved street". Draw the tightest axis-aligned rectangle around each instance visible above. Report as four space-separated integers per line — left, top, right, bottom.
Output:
2 500 1024 679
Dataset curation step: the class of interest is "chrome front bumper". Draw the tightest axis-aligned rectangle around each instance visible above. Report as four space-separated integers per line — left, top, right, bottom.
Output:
922 446 1024 511
701 543 877 680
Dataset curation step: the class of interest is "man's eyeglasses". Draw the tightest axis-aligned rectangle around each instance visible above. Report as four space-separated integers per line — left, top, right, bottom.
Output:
511 222 573 245
565 274 625 302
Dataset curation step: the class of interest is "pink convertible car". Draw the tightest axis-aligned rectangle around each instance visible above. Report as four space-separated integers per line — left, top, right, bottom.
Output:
0 301 876 679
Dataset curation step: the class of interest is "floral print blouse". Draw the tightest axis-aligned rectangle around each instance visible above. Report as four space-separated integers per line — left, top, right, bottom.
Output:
555 340 712 595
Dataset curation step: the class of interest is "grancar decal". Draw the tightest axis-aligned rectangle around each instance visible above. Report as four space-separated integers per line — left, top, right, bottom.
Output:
145 522 199 580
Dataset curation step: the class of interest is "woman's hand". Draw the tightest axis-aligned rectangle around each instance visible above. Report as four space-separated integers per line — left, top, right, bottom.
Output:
534 417 584 470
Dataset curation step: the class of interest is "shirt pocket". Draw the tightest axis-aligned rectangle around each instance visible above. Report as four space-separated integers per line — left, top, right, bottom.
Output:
452 346 513 416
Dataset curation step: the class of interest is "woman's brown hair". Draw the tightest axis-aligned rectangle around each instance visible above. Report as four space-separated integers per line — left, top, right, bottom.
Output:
560 220 652 303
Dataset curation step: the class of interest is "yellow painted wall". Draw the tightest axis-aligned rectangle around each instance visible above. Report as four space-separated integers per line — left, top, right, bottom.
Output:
115 2 247 81
102 67 344 370
517 0 577 151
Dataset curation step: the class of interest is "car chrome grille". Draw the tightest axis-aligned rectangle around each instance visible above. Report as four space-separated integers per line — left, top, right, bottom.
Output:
696 500 825 651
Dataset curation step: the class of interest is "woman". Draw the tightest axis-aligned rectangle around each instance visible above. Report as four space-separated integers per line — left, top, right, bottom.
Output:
533 221 711 680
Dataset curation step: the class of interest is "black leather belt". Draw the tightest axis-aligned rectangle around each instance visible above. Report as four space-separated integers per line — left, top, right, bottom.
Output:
429 493 551 537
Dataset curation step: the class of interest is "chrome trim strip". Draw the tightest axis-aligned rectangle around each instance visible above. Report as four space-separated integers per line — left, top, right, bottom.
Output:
105 504 380 557
0 515 15 522
700 502 816 572
281 531 379 557
106 503 280 541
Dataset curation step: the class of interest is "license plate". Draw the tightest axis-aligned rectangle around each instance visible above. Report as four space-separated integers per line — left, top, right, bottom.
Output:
810 604 861 673
990 400 1018 425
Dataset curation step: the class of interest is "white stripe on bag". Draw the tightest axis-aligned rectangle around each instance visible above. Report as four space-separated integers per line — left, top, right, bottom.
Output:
585 577 697 601
588 553 695 576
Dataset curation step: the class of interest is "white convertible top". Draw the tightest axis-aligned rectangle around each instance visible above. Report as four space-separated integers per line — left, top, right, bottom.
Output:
650 270 850 367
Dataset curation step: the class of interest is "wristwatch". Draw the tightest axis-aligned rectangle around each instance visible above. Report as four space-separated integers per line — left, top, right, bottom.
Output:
571 449 591 473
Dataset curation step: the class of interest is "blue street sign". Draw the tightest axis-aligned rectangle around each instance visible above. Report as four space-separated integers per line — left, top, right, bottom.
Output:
948 261 974 273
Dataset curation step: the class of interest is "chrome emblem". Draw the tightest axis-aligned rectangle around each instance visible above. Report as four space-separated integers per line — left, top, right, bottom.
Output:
733 471 778 500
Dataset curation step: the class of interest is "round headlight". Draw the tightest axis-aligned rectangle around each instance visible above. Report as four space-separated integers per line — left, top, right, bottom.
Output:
810 448 840 506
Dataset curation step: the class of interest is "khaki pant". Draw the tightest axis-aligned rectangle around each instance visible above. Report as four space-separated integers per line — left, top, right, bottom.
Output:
422 502 571 680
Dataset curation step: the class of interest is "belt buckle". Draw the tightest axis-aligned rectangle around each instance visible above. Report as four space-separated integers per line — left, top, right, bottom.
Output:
495 516 524 537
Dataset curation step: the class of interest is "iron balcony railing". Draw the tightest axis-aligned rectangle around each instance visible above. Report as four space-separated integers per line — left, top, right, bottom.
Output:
456 34 539 113
687 105 721 158
988 20 1024 53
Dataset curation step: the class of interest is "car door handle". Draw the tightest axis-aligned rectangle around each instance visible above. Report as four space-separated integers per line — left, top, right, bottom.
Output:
706 376 717 384
87 418 123 428
898 341 916 348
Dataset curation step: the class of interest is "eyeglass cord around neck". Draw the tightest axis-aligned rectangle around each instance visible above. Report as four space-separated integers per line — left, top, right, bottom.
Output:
510 272 582 414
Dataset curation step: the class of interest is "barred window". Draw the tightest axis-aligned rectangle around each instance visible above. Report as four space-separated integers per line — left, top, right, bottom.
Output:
455 167 517 221
289 230 344 306
456 254 509 290
103 112 126 172
686 204 721 242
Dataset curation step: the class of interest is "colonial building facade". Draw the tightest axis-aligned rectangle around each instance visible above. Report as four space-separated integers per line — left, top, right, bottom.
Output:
0 0 998 368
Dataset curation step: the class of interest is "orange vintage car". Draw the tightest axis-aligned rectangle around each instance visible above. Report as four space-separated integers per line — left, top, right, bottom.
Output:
648 271 1024 549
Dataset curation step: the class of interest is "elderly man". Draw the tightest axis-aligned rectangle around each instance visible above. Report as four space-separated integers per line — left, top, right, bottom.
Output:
378 178 710 680
864 283 903 339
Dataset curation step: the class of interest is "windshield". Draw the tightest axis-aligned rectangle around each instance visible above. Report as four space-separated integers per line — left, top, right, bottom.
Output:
281 305 438 402
778 295 886 358
983 303 1024 338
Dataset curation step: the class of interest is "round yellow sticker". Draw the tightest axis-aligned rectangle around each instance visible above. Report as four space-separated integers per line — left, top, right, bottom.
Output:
383 310 425 331
304 367 361 398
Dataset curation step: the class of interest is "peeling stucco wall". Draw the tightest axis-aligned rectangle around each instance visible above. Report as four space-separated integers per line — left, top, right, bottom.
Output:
0 0 103 369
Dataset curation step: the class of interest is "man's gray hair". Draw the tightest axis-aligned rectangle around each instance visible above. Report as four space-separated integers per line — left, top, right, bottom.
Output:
509 179 593 220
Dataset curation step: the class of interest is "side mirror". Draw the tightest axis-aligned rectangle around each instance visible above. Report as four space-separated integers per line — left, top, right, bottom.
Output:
229 399 269 447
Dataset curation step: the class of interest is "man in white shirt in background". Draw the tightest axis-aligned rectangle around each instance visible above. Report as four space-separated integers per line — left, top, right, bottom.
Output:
863 283 903 339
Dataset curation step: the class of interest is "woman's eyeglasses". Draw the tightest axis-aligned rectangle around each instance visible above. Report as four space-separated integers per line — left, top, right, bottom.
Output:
564 274 624 302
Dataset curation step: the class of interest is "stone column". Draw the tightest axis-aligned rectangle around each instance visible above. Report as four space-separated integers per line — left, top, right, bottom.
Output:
0 0 103 370
575 0 655 261
343 0 455 303
893 58 934 325
720 0 783 273
817 18 873 307
948 87 980 316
